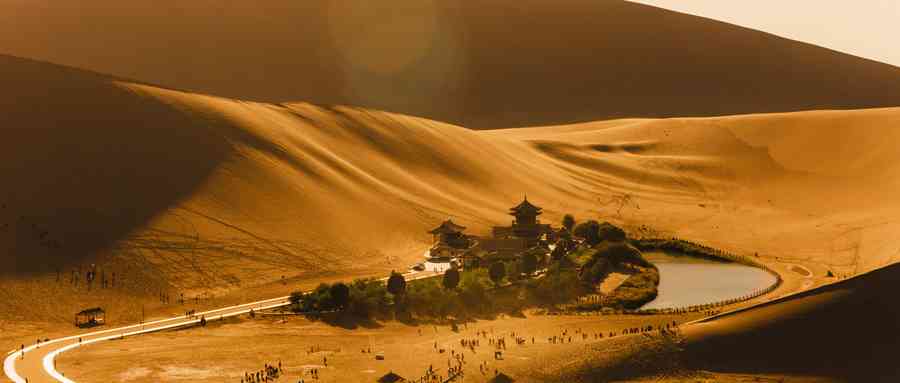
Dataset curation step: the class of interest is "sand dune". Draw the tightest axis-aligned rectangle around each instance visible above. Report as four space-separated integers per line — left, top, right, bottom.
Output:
3 1 900 128
683 261 900 381
3 52 900 382
3 54 900 330
4 3 900 379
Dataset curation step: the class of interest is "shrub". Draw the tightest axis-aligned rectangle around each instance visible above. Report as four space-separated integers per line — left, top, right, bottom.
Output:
489 262 506 286
574 220 601 246
630 238 723 262
506 261 522 281
521 251 538 275
562 214 576 232
407 278 457 319
596 242 651 268
387 271 407 296
529 263 582 305
330 282 350 310
443 267 460 290
295 283 335 312
347 278 390 319
289 291 304 305
580 257 611 284
597 222 626 242
458 269 490 314
605 267 660 309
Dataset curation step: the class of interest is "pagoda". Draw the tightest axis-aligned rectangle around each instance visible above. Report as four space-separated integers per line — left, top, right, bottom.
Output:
428 219 470 258
491 196 553 248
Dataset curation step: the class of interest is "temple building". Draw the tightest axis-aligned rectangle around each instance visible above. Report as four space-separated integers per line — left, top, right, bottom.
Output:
428 219 471 258
491 196 554 248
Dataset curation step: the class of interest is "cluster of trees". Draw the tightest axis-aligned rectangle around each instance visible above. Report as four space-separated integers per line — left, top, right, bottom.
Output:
630 238 723 262
290 278 390 319
480 246 544 285
290 269 499 321
573 219 626 246
527 262 582 305
286 214 658 322
561 215 661 310
405 269 494 319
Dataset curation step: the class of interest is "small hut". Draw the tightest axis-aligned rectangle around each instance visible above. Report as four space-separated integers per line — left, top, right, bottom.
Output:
377 371 406 383
488 372 515 383
75 307 106 328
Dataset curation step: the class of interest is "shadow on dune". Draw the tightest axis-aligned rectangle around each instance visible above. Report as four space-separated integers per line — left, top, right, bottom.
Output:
4 1 900 129
0 55 235 274
683 263 900 382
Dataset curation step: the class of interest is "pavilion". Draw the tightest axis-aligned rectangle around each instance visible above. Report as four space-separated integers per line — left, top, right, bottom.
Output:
377 371 406 382
429 219 468 248
75 307 106 328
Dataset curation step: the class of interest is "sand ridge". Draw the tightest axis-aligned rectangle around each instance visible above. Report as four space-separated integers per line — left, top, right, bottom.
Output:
4 1 900 128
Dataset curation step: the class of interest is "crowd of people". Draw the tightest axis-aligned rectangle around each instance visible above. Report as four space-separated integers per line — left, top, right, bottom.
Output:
240 361 282 383
226 319 681 382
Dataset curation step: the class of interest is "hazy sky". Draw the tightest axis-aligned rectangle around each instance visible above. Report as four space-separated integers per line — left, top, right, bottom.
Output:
629 1 900 68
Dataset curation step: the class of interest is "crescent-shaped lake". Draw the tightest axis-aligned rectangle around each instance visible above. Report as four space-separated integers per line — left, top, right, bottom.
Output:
640 251 777 310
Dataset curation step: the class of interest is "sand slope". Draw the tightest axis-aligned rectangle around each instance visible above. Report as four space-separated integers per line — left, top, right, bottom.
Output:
683 262 900 381
3 1 900 128
2 54 899 330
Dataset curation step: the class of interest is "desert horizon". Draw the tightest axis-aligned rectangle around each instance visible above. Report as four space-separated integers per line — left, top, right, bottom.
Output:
3 2 900 382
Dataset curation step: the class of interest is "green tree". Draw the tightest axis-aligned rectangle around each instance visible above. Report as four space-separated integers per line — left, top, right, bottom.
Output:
574 220 601 246
530 263 581 305
562 214 576 232
506 261 521 281
521 252 538 275
489 262 506 286
597 242 649 267
443 267 460 290
310 283 333 311
387 271 407 296
330 282 351 310
289 291 304 305
597 222 626 242
459 270 489 314
581 257 610 284
348 278 390 319
407 279 445 318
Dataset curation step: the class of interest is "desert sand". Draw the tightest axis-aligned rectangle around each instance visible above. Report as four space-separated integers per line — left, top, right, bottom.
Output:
3 1 900 128
57 313 701 383
3 50 900 381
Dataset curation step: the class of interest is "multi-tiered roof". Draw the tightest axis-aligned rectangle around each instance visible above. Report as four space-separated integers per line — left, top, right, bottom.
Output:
509 196 542 217
428 219 466 235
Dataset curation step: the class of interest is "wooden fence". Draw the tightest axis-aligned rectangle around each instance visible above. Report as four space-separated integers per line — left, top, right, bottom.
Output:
555 237 783 316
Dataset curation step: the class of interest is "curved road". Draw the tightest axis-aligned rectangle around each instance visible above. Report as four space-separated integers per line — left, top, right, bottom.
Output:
5 271 436 383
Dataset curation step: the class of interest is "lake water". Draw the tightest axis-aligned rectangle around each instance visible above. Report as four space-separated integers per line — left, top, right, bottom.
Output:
640 251 777 310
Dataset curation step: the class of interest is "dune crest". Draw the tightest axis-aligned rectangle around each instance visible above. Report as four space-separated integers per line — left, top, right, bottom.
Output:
3 1 900 128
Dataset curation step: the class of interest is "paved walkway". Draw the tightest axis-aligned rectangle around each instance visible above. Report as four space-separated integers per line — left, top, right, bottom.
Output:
4 271 436 383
